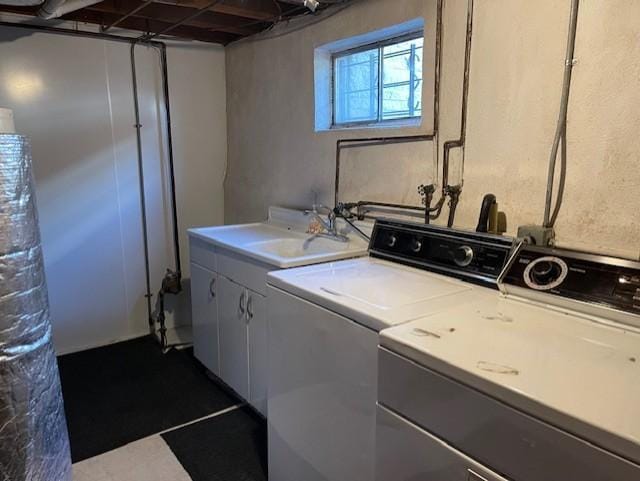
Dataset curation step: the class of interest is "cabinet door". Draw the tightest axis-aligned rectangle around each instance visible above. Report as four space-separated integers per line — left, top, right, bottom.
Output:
218 277 249 399
247 291 267 416
190 263 219 375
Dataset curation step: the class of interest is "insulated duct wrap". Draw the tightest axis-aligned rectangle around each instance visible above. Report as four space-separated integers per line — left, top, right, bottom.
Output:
0 135 72 481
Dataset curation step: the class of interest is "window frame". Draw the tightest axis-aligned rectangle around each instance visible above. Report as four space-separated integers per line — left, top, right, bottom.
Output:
331 30 425 129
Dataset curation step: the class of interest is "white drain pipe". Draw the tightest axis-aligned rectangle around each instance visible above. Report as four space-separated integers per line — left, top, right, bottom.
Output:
37 0 102 19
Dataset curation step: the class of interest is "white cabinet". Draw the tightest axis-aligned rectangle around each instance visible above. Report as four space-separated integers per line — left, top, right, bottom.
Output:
218 276 249 399
248 292 267 416
189 237 269 415
217 277 268 414
190 262 219 375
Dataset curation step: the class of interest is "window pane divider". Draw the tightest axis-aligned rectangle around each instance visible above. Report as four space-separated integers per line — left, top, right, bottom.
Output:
332 30 423 60
377 44 384 123
409 42 416 118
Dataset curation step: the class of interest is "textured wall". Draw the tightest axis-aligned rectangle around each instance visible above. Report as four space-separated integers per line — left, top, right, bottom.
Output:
226 0 640 259
225 0 435 220
454 0 640 258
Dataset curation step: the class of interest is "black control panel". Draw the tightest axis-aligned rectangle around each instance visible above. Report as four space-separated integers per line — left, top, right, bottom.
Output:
369 219 514 288
503 245 640 315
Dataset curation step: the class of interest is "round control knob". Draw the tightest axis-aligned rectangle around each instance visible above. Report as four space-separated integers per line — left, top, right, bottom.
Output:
453 245 474 267
387 234 397 248
530 260 562 285
523 256 569 291
411 239 423 253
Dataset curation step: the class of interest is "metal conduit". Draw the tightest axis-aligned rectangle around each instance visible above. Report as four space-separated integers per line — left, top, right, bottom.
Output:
543 0 580 228
130 41 154 327
159 44 182 278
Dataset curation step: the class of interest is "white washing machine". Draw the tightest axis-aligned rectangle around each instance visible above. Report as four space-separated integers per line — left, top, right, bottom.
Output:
266 219 514 481
376 244 640 481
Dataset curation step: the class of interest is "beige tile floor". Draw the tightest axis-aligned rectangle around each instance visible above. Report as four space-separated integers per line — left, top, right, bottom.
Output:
72 436 191 481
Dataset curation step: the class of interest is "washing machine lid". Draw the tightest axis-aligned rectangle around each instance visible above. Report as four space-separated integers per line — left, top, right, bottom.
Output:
380 294 640 465
267 257 479 332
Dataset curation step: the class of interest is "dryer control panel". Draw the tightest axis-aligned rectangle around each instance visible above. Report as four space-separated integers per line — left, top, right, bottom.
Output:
369 219 514 288
503 245 640 315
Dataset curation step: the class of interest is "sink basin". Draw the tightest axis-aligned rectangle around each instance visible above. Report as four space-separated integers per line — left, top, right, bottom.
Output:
188 207 370 268
247 237 361 259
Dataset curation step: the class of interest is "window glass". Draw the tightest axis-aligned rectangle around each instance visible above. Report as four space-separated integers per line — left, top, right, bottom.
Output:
334 48 379 124
333 34 423 126
382 37 423 120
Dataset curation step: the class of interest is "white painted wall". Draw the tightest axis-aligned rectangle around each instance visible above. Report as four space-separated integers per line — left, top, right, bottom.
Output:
225 0 640 260
0 27 226 354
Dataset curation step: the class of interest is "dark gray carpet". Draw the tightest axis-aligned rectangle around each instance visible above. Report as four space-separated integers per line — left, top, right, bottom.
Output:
162 406 267 481
58 335 239 462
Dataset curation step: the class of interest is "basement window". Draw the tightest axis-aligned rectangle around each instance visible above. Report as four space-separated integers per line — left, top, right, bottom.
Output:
314 18 430 132
333 33 424 127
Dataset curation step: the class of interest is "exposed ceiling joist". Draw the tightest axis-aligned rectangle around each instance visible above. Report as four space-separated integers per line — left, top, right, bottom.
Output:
0 0 348 44
64 7 239 42
88 0 265 35
156 0 280 21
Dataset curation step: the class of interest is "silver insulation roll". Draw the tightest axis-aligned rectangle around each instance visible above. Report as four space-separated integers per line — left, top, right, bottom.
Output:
0 134 72 481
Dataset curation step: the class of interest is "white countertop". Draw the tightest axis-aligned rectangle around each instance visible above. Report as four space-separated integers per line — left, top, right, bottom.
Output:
380 293 640 464
188 207 370 268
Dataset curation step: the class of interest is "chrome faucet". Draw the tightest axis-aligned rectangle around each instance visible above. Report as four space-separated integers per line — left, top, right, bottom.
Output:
304 204 349 243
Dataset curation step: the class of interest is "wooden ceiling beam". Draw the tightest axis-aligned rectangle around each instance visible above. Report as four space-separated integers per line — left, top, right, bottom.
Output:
0 5 38 16
275 0 305 6
86 0 265 36
62 8 239 43
155 0 280 21
0 0 321 42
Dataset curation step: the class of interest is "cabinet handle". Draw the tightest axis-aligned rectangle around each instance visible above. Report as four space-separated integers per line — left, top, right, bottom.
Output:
239 291 246 315
209 278 216 298
467 469 490 481
247 295 253 319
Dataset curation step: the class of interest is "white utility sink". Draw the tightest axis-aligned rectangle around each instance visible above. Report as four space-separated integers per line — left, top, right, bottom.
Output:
188 207 370 268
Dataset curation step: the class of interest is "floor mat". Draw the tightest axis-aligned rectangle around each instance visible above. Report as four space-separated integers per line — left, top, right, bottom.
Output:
162 407 267 481
58 335 239 462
